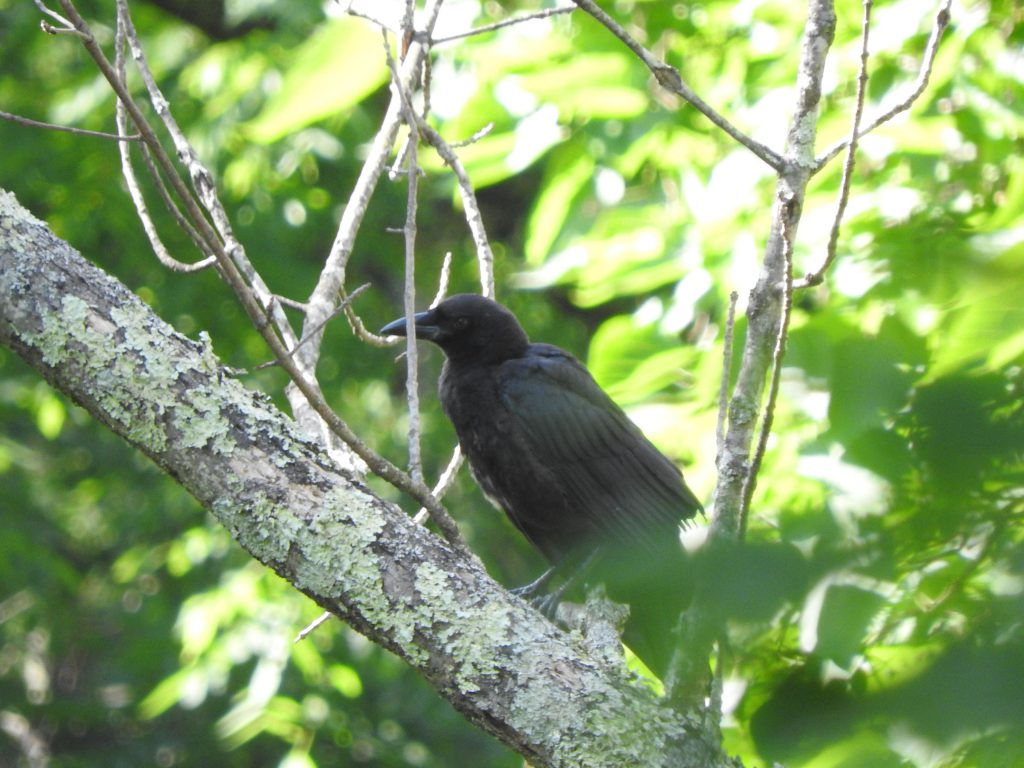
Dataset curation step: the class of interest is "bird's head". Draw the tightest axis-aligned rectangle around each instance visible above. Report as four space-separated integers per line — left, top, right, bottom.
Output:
381 293 529 366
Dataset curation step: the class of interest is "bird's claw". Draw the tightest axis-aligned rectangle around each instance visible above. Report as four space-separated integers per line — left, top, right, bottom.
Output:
530 590 565 619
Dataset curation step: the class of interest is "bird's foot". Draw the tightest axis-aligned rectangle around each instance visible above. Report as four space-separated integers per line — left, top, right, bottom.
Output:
511 567 569 618
531 583 570 619
512 550 605 619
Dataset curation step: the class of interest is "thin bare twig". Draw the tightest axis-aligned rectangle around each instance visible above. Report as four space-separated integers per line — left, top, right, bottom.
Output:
420 43 433 129
55 0 226 270
388 45 496 300
295 611 332 642
254 284 371 371
570 0 785 173
390 138 413 181
673 5 838 706
301 2 444 367
114 16 214 273
813 0 952 171
112 119 174 271
399 0 416 51
41 20 85 36
273 294 310 312
715 292 739 458
431 251 454 308
415 119 496 297
337 247 448 346
413 445 464 525
0 109 140 141
797 0 874 289
432 5 575 45
383 18 427 488
450 123 494 148
711 0 834 542
378 2 473 542
32 0 75 31
137 144 215 267
381 18 466 547
111 5 213 236
341 1 394 32
114 0 384 481
342 302 397 347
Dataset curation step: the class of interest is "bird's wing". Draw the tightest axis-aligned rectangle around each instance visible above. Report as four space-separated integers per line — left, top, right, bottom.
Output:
498 344 701 552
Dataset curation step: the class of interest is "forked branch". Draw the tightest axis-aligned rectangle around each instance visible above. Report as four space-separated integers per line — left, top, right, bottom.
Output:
570 0 785 172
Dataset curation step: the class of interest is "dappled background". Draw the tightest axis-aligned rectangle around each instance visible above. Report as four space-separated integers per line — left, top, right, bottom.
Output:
1 0 1022 766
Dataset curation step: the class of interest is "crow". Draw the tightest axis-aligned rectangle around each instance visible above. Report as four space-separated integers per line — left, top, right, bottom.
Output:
381 293 702 677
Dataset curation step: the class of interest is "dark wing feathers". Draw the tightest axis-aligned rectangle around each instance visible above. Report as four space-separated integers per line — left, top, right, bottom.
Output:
498 345 700 553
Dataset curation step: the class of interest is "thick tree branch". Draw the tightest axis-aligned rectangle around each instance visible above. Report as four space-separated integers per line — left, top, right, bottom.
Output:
0 189 741 768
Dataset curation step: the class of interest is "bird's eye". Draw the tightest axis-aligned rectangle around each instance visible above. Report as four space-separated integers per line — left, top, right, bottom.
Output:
453 317 470 331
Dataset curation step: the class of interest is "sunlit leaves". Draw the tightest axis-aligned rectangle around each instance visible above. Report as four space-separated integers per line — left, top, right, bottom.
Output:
327 663 364 699
245 19 389 143
32 389 66 439
514 52 649 119
518 215 688 306
928 251 1024 377
524 141 595 265
586 314 691 403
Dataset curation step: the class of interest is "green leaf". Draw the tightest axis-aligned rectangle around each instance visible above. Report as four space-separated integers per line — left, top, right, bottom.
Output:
555 85 648 119
863 643 945 693
139 667 204 718
245 20 388 143
516 52 646 119
521 214 686 306
812 583 888 668
524 141 595 264
34 390 65 439
928 244 1024 377
825 315 925 443
587 314 687 403
328 663 364 699
279 750 316 768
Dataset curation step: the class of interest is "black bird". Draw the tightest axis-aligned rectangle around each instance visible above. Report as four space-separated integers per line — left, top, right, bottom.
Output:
382 294 702 676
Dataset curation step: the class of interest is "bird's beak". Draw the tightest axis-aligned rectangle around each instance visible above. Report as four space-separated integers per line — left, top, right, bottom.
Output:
380 309 442 341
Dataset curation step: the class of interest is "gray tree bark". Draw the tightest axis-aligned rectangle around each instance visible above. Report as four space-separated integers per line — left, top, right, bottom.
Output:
0 189 741 768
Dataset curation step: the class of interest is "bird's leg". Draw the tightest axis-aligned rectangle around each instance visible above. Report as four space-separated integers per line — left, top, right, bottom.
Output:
511 565 557 600
530 548 604 619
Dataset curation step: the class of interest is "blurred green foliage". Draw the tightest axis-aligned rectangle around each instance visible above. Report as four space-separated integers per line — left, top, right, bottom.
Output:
1 0 1021 766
